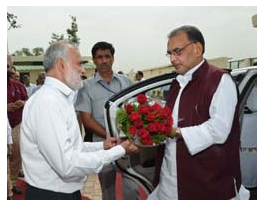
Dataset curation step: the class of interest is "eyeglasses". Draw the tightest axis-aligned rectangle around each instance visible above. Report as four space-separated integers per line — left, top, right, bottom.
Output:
166 41 195 58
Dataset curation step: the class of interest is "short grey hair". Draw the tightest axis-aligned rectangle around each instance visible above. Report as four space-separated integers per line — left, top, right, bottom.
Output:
43 41 78 72
168 25 205 54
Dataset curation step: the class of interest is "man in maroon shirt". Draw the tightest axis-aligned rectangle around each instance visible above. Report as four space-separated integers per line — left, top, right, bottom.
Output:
7 55 28 195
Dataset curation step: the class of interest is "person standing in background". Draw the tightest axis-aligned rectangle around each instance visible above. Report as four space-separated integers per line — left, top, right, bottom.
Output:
7 55 28 195
135 70 145 82
32 71 46 94
75 41 139 200
7 118 13 200
22 74 37 97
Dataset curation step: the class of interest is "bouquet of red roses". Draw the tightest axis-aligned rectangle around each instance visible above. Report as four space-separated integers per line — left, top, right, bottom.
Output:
116 94 173 146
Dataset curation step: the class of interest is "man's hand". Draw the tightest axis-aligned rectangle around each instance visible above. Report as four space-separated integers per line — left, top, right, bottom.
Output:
7 100 25 112
7 103 17 112
14 100 25 109
103 137 118 150
169 126 182 139
120 140 139 154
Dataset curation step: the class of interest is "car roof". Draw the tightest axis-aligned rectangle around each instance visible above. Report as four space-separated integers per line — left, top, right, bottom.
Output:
230 66 257 75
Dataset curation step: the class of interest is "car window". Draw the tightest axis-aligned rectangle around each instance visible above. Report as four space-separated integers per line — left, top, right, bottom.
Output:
232 72 247 85
240 81 257 188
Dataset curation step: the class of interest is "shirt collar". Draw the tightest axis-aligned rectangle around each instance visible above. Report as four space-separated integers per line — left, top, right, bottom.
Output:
94 72 120 83
44 76 74 97
176 59 205 87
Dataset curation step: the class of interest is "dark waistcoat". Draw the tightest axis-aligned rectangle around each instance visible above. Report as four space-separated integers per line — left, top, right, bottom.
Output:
154 61 241 199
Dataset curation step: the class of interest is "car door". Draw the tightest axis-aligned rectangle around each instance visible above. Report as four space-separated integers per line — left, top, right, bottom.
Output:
104 72 176 194
104 67 257 196
231 67 257 190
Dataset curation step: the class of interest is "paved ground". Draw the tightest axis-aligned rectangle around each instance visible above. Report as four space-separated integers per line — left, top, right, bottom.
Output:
81 174 102 200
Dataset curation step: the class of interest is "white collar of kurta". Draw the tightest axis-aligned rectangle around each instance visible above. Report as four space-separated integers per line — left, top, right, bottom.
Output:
44 76 75 98
176 59 205 88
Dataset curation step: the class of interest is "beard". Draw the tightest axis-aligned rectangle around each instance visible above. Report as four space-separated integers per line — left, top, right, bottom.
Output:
65 64 83 91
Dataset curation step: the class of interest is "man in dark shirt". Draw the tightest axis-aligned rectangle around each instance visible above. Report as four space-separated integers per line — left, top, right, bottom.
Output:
7 55 28 194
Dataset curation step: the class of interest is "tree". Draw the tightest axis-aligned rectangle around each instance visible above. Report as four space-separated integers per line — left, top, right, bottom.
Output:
12 47 44 56
7 12 22 54
7 12 22 31
66 15 80 46
49 33 65 45
32 47 44 56
49 15 80 46
22 48 33 56
13 50 23 56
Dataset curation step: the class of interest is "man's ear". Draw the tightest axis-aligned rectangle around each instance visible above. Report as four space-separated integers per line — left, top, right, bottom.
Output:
194 43 203 57
56 58 66 72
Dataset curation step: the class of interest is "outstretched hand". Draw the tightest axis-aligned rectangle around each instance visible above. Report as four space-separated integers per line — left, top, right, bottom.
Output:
120 139 139 154
103 137 118 150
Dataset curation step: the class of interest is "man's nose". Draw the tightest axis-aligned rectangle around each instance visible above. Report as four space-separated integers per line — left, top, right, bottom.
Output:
170 54 179 62
80 66 86 73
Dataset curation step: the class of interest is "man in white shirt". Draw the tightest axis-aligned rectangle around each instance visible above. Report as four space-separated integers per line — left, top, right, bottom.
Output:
20 41 138 200
149 25 246 200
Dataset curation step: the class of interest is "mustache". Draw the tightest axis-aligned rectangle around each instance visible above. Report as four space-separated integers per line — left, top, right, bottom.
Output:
172 62 182 67
101 63 109 67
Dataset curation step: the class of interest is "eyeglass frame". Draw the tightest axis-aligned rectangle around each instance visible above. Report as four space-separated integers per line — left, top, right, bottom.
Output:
166 41 196 58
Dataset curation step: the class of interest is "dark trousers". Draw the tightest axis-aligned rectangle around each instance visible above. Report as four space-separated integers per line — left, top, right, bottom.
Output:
25 184 81 200
246 187 257 200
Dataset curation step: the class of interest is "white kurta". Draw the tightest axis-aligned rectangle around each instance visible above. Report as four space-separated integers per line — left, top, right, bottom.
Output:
148 60 246 199
21 77 126 193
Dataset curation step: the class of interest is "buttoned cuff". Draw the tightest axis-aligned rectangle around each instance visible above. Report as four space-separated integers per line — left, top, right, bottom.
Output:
106 145 126 162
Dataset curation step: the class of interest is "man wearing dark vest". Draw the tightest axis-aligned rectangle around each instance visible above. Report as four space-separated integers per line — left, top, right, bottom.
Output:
149 25 246 200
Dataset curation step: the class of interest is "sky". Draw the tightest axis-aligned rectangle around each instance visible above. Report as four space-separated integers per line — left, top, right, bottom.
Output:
7 6 257 73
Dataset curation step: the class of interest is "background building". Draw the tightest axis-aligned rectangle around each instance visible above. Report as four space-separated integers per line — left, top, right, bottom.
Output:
12 56 96 83
128 56 257 82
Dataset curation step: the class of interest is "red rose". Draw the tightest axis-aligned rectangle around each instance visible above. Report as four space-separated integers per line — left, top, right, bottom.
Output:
145 112 155 121
159 125 168 134
139 105 150 115
138 128 150 139
137 94 147 104
152 103 162 111
141 135 153 145
164 118 173 126
165 126 172 135
128 126 138 135
134 119 143 128
158 111 167 119
147 122 157 132
129 111 141 121
154 122 163 133
163 107 172 116
124 104 134 113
